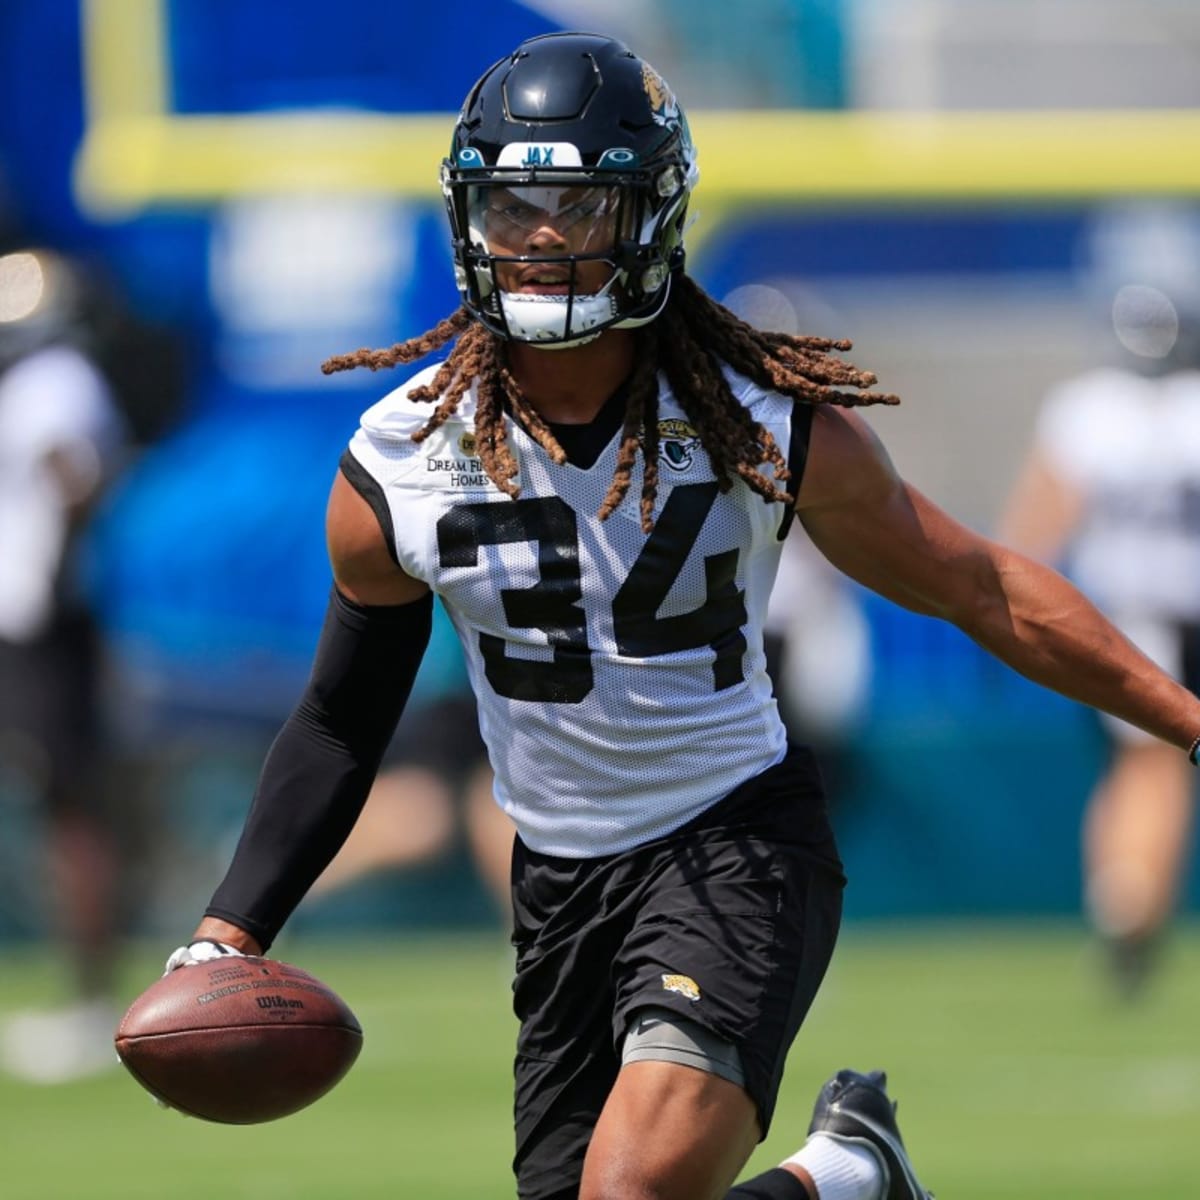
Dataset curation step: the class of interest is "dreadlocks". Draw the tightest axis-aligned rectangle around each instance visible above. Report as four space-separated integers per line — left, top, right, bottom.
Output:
322 274 899 533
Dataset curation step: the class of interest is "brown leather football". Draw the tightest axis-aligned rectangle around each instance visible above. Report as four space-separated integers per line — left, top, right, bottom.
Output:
115 955 363 1123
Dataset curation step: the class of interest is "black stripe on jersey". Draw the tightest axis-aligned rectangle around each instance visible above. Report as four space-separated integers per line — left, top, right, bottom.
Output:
339 448 400 565
776 401 814 541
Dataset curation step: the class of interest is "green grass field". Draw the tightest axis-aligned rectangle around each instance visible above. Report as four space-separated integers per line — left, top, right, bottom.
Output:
3 921 1198 1199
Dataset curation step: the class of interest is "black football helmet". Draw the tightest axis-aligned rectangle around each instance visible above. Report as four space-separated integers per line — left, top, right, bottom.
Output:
1085 203 1200 373
441 32 698 347
0 247 92 373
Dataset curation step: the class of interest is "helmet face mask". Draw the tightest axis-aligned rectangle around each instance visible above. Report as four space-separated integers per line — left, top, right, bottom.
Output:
442 33 698 347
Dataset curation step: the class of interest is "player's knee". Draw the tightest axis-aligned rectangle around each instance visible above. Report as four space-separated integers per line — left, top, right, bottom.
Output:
582 1160 731 1200
578 1010 758 1200
581 1153 715 1200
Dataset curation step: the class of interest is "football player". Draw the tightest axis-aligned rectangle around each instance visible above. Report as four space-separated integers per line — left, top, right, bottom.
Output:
164 33 1200 1200
1000 203 1200 998
0 248 128 1083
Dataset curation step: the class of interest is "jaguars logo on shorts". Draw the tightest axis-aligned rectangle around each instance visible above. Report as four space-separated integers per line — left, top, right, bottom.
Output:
661 973 701 1002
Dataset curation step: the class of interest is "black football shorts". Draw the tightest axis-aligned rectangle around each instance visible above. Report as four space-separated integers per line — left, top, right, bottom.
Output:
382 694 488 787
509 744 845 1200
0 609 100 813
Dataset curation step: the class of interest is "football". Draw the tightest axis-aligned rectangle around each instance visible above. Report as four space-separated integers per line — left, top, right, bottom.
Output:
115 955 363 1124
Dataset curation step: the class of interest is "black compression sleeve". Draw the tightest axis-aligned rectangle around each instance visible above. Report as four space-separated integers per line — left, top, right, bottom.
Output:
205 587 433 950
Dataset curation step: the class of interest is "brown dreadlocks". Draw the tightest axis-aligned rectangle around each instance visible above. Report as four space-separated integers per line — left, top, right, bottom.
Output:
322 275 899 533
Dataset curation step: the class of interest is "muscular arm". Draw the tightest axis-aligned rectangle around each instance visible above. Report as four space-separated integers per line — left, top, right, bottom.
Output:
192 471 432 953
325 469 431 607
795 406 1200 752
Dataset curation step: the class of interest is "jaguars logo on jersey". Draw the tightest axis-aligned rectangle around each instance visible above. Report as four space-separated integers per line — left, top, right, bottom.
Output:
656 418 702 471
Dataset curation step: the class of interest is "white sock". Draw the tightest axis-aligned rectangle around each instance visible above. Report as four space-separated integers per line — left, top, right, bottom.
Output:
782 1133 884 1200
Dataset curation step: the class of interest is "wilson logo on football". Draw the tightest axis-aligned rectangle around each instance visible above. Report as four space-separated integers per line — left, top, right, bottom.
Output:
256 994 305 1011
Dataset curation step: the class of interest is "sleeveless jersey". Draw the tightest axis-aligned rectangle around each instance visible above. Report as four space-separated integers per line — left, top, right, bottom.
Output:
344 361 808 857
1034 366 1200 621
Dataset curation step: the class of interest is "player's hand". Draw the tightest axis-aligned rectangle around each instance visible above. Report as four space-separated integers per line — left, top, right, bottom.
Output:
163 939 246 975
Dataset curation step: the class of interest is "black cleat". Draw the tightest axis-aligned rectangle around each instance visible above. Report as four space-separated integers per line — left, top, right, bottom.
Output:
807 1068 932 1199
1103 931 1160 1003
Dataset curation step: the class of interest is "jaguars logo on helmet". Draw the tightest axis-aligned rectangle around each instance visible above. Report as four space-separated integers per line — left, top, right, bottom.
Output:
641 63 681 127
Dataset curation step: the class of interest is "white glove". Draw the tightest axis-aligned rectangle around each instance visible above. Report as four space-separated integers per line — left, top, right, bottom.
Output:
163 939 247 975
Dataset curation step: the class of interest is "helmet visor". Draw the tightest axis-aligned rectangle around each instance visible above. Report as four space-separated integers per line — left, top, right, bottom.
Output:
467 183 625 258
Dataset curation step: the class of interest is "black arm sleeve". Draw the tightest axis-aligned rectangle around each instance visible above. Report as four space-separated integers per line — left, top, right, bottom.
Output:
205 586 433 950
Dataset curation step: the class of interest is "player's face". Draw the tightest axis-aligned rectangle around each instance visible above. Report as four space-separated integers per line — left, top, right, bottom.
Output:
473 184 622 296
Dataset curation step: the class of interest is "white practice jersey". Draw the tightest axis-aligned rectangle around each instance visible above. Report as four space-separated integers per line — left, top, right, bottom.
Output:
345 362 810 857
1035 366 1200 621
0 345 123 642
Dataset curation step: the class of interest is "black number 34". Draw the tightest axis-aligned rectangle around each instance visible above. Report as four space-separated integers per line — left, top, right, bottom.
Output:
436 483 747 703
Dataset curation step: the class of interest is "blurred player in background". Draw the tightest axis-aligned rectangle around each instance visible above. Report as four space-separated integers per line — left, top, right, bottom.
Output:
1000 203 1200 997
726 284 872 801
312 599 512 921
764 536 870 806
158 35 1200 1200
0 246 128 1082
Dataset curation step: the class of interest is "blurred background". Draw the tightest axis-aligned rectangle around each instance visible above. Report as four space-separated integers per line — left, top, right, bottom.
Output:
2 1 1200 1195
